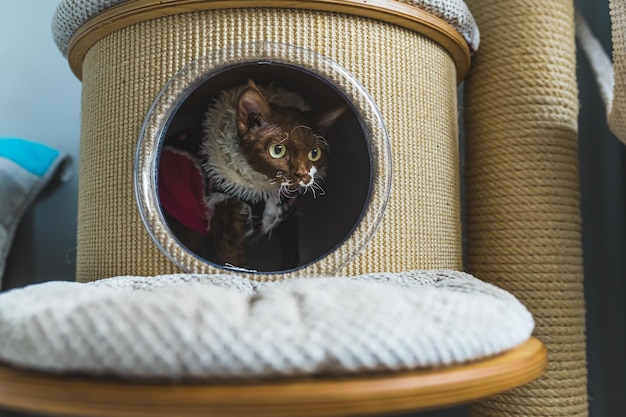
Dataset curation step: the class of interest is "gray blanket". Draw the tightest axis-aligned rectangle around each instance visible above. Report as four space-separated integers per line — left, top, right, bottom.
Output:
0 138 67 285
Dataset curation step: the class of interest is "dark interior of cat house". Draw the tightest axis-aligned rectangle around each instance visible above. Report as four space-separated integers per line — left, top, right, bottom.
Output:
156 63 373 273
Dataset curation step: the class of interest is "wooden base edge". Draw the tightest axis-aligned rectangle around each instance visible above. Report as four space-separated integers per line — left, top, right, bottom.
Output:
0 337 546 417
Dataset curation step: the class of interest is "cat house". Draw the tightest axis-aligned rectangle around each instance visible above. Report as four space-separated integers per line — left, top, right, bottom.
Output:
0 2 586 417
52 0 479 281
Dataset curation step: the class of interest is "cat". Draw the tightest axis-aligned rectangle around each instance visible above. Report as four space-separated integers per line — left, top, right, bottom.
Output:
159 80 346 269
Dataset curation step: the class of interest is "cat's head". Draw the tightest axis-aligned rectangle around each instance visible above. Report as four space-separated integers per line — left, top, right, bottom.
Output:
235 80 346 194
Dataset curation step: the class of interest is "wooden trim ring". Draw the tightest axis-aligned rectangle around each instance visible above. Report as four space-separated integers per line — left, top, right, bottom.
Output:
0 338 546 417
66 0 471 81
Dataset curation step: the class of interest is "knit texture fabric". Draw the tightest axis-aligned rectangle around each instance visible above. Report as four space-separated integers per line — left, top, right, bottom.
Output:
0 270 533 379
576 2 626 145
51 0 479 56
609 0 626 143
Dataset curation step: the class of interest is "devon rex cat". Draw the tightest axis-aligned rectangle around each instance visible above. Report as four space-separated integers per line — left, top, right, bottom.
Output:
159 80 346 268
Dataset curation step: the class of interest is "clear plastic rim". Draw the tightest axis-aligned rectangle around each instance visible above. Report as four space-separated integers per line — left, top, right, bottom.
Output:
135 42 391 279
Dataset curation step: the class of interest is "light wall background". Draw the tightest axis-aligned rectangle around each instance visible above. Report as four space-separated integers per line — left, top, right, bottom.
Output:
0 1 623 417
0 1 80 288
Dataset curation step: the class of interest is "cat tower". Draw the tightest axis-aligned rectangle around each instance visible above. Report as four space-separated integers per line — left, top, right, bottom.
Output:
0 0 589 416
55 0 478 280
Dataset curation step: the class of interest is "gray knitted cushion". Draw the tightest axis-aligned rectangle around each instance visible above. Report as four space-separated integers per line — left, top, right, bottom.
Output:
0 270 533 379
51 0 480 56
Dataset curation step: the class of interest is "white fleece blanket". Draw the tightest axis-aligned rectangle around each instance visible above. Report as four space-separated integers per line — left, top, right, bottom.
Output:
0 270 533 379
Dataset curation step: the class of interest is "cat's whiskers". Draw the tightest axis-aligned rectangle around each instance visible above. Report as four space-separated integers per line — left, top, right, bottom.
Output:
314 134 329 149
289 125 313 138
305 181 318 199
277 180 299 203
312 182 325 199
297 173 326 199
314 182 326 197
280 179 293 189
270 171 285 186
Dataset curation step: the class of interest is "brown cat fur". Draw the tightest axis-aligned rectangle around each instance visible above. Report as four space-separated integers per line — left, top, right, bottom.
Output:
205 80 346 267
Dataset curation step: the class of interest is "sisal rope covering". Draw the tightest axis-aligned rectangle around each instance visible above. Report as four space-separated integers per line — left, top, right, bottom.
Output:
464 0 587 416
78 8 462 282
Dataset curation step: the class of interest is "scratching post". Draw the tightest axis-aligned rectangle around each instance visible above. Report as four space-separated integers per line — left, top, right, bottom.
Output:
464 0 587 416
52 1 476 281
0 3 555 416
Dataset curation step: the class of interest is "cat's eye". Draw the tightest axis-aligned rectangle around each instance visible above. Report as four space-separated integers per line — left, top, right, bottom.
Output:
308 147 322 162
269 143 286 158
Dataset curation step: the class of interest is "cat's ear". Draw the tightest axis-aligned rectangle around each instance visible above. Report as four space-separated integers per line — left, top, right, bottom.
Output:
237 80 272 135
316 105 348 130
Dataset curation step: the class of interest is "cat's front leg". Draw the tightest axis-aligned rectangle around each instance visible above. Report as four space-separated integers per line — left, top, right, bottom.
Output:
210 197 249 267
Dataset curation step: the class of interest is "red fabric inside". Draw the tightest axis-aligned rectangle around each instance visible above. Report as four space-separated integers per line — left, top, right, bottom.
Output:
158 148 210 235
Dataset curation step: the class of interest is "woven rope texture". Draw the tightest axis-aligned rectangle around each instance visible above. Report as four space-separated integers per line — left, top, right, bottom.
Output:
464 0 587 416
0 270 534 379
134 42 392 276
77 9 462 281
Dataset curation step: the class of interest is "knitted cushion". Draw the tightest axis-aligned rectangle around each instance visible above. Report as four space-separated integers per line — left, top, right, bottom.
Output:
0 270 533 379
51 0 480 57
576 3 626 145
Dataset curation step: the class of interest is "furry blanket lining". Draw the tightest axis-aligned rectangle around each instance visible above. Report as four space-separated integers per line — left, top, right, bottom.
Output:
0 270 534 379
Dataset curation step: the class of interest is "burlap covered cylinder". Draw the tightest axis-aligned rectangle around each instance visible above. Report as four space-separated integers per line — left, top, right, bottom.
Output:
464 0 588 415
55 2 473 282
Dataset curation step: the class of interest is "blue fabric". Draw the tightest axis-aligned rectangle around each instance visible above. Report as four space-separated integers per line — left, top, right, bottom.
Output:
0 138 60 177
0 137 67 285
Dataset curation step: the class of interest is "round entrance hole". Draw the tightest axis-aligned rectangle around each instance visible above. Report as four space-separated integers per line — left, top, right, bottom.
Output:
136 43 391 276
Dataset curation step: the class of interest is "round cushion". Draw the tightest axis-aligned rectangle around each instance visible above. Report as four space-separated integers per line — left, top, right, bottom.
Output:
0 270 533 379
51 0 480 57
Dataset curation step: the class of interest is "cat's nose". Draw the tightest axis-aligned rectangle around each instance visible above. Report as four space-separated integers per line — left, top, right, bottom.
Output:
296 171 312 186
